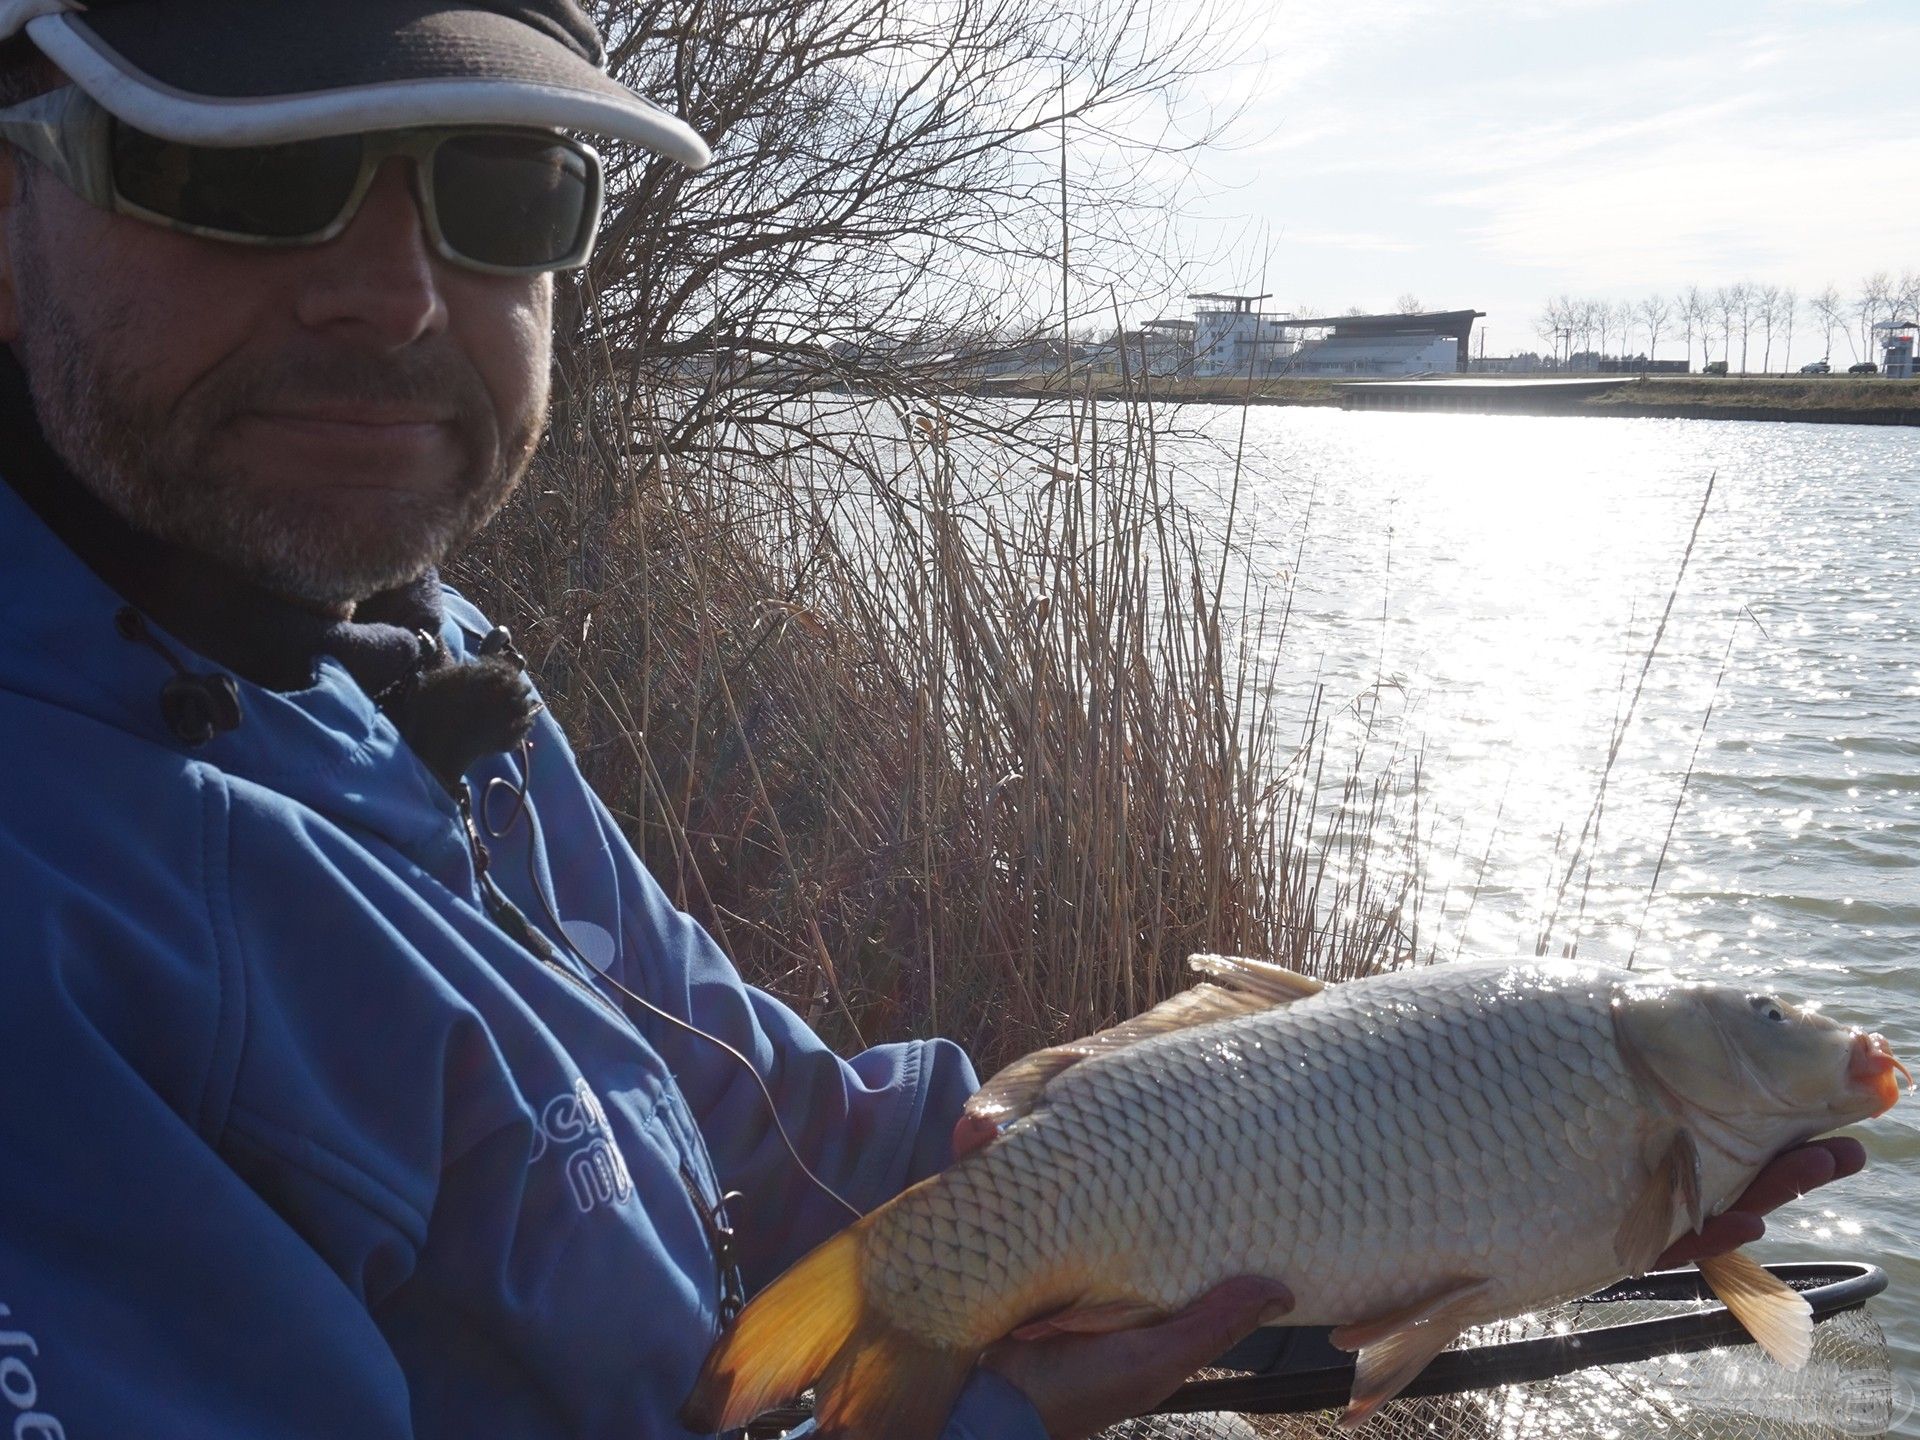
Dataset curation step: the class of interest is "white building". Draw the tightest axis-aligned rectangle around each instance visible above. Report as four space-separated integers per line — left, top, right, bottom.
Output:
1282 311 1484 377
1288 332 1458 375
1190 294 1297 378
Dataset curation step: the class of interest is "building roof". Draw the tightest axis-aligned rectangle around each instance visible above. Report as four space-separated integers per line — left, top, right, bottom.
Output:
1278 310 1484 337
1189 293 1271 312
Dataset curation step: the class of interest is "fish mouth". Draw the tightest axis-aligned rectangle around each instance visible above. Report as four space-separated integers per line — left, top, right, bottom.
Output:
1846 1031 1910 1117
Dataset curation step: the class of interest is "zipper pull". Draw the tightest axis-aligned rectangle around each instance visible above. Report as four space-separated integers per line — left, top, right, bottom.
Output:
680 1165 748 1330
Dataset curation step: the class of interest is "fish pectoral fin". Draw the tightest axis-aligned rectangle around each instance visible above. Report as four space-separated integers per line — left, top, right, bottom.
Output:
1699 1249 1813 1370
1329 1276 1491 1352
1008 1298 1168 1340
1329 1278 1491 1430
1614 1129 1703 1275
1673 1129 1705 1234
968 976 1303 1125
1188 953 1326 1005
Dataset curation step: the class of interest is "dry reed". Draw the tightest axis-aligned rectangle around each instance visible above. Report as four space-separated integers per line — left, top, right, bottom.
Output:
453 359 1421 1072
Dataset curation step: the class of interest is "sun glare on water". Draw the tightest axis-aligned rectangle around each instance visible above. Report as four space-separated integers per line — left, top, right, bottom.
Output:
1171 405 1920 1400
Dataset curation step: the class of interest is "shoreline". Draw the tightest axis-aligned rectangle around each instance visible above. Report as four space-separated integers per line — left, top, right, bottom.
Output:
975 375 1920 426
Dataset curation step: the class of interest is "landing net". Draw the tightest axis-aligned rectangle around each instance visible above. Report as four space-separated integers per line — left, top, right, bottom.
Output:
1127 1262 1898 1440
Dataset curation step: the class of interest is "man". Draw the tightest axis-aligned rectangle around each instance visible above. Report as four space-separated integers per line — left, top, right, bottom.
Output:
0 3 1861 1438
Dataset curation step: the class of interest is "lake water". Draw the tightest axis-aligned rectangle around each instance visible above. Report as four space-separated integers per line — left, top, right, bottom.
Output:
1167 407 1920 1429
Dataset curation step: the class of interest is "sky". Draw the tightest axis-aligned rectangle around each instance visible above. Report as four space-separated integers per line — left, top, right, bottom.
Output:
1168 0 1920 359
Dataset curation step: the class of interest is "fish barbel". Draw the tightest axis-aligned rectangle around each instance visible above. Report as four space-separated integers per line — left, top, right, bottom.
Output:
686 956 1905 1437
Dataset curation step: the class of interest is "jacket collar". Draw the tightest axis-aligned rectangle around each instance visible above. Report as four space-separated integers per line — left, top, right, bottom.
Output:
0 352 473 865
0 344 447 700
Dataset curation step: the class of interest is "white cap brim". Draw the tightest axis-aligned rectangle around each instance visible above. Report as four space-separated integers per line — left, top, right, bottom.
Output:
3 1 711 168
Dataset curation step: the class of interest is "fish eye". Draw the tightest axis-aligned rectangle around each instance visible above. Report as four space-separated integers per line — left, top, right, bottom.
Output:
1748 994 1788 1023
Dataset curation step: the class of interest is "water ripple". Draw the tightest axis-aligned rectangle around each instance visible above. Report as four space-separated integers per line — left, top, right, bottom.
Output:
1167 407 1920 1428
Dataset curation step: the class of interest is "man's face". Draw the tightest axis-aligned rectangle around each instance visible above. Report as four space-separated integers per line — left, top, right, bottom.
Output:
0 122 554 609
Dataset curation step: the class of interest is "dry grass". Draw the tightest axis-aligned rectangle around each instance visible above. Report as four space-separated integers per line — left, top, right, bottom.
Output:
453 365 1419 1071
1583 374 1920 410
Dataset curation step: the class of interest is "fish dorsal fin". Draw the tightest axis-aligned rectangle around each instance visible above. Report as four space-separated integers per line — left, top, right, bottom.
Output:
1188 952 1326 1005
1614 1129 1704 1276
964 1048 1085 1127
965 956 1324 1126
1699 1249 1813 1370
965 986 1258 1125
1330 1277 1491 1429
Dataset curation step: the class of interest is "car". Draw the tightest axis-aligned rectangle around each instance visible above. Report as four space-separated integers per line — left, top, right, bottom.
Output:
1799 359 1830 374
1702 360 1729 376
1848 362 1878 375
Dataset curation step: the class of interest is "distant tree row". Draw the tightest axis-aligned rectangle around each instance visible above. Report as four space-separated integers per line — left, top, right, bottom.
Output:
1535 271 1920 373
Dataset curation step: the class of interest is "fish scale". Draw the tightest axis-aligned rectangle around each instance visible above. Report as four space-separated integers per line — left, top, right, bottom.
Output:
689 956 1903 1437
866 963 1645 1346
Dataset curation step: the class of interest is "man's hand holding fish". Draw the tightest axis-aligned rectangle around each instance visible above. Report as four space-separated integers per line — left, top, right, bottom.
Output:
689 954 1902 1436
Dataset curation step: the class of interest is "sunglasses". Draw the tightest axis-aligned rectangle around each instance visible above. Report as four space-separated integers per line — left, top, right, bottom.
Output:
0 87 604 275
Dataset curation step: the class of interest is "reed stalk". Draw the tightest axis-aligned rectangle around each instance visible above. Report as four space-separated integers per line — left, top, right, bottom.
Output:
455 362 1421 1072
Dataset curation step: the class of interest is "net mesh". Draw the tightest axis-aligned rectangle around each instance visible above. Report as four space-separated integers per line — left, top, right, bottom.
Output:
1104 1302 1895 1440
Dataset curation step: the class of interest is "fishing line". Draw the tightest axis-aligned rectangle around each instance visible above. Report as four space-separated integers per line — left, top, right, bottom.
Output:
480 738 865 1225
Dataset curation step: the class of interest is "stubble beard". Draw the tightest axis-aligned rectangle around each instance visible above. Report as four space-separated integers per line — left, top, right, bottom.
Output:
12 237 546 609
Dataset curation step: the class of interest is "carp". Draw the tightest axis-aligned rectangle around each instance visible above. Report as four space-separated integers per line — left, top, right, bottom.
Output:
686 955 1905 1436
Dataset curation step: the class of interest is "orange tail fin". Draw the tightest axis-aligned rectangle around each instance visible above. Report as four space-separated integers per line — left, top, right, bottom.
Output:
681 1219 978 1440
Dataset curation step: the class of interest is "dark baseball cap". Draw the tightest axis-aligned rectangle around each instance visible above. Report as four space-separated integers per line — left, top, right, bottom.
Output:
0 0 711 167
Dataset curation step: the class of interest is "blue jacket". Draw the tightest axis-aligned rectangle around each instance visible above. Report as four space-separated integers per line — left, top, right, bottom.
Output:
0 476 1045 1439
